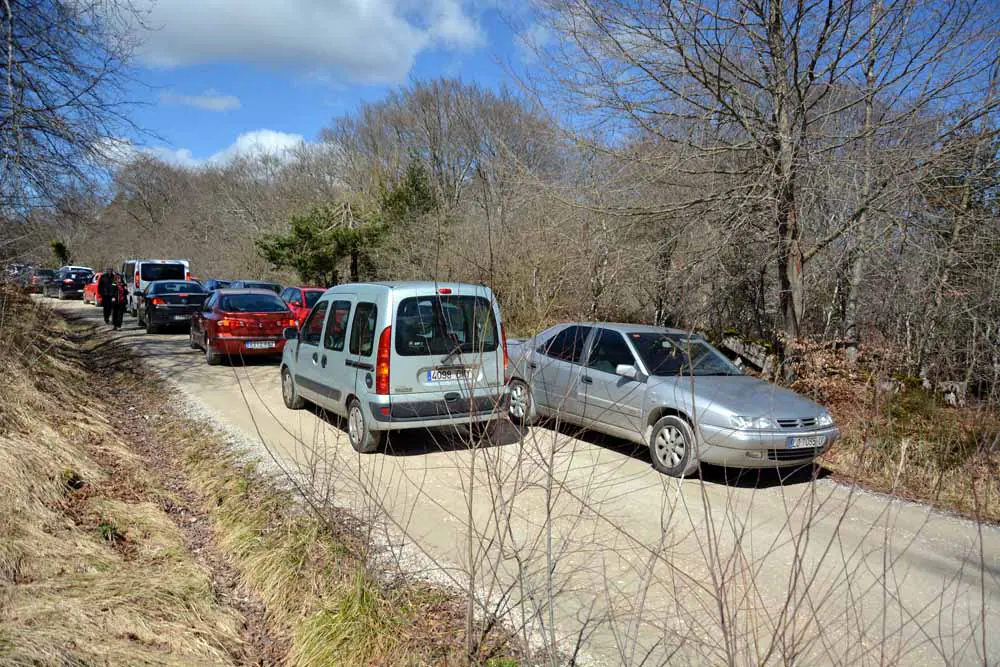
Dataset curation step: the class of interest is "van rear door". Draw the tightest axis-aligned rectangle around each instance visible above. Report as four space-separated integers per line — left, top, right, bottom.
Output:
392 291 503 401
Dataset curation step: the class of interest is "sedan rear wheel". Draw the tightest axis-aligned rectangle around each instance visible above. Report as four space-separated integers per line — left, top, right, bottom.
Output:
205 339 221 366
189 329 200 350
649 415 699 478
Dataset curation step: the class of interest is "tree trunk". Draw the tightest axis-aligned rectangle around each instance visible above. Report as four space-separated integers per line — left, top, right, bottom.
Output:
775 180 803 340
350 251 359 282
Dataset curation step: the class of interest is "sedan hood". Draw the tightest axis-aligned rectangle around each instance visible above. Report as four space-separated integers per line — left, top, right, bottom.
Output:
659 375 823 419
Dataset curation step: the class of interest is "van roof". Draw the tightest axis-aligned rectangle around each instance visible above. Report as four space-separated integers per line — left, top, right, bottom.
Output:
328 280 493 292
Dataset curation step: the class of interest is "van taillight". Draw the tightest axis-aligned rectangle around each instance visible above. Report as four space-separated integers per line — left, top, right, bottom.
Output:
134 273 140 288
500 322 509 375
376 326 391 395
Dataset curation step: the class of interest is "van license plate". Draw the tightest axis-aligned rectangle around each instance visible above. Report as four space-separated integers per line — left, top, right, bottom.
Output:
787 434 826 449
246 340 275 350
427 368 474 382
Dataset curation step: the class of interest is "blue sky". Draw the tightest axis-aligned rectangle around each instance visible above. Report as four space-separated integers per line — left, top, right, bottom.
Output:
123 0 531 166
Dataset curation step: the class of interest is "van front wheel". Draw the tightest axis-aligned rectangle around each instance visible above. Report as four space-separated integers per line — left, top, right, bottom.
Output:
347 399 382 454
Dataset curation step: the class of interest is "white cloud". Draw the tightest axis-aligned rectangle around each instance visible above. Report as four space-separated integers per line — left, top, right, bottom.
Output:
160 89 241 112
208 129 305 163
92 130 306 170
133 0 484 83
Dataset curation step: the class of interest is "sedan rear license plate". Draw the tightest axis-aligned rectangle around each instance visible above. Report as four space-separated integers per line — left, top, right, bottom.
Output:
788 434 826 449
427 367 474 382
173 314 190 321
246 340 276 350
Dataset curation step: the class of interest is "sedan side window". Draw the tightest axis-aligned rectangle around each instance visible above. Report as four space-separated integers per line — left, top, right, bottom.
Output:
322 300 352 351
301 301 329 346
542 325 592 364
587 329 637 374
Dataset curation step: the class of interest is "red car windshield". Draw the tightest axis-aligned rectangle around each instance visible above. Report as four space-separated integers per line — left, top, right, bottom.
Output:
304 291 323 309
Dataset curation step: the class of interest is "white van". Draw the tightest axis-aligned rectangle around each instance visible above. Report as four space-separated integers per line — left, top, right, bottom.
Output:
121 259 191 315
280 281 508 453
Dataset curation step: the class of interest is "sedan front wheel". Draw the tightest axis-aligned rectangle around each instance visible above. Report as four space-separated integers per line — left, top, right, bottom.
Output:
649 415 699 478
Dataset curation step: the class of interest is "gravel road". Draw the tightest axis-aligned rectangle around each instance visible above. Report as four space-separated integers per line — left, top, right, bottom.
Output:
57 300 999 666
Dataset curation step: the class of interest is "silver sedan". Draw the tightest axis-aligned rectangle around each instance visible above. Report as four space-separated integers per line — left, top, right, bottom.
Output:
505 323 839 477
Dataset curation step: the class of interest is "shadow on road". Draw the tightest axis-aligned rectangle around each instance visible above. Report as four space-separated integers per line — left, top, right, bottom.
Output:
532 418 830 489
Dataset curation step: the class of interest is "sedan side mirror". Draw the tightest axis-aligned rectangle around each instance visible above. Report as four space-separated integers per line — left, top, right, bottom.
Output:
283 327 299 341
615 364 639 380
289 300 302 308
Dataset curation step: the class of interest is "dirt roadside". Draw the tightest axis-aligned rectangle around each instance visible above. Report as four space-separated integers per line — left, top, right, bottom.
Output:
32 299 524 666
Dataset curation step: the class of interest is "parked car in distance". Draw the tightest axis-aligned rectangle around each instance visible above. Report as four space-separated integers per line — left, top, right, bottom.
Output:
280 281 508 454
83 272 103 306
189 289 297 365
505 323 839 478
280 286 325 324
121 259 191 315
43 267 94 300
23 267 55 293
230 280 282 294
200 278 231 292
137 280 209 334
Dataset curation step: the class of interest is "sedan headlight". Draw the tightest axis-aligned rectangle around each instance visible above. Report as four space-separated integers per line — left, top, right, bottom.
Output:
730 415 773 430
816 412 834 427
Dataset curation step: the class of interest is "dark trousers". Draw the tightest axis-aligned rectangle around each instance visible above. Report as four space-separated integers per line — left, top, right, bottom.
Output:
102 299 113 324
112 304 125 329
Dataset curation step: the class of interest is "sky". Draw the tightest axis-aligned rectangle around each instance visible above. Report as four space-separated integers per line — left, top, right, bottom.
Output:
123 0 534 167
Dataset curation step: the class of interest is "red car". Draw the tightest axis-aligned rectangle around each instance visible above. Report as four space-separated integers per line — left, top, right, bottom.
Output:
83 272 103 306
189 289 298 365
280 286 325 325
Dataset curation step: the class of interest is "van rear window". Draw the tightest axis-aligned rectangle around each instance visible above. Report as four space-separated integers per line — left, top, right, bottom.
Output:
140 263 185 281
395 295 498 357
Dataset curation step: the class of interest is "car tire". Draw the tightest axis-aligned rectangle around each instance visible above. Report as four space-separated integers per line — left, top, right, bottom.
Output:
347 398 381 454
507 379 534 427
649 415 700 478
205 340 222 366
147 321 159 334
281 367 305 410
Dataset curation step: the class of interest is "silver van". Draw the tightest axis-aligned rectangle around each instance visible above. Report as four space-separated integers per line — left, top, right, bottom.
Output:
121 258 191 315
280 281 508 453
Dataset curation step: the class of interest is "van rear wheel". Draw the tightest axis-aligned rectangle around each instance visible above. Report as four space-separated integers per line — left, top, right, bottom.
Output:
347 399 381 454
282 367 305 410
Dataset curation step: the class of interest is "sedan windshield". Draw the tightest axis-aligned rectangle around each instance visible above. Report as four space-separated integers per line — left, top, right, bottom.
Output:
151 281 204 294
629 333 741 377
219 293 289 313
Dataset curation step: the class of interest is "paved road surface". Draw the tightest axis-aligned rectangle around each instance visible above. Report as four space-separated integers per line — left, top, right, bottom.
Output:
57 300 999 666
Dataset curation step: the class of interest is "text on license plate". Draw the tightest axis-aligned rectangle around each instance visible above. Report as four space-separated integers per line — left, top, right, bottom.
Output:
427 368 474 382
787 434 826 449
245 340 276 350
173 314 190 320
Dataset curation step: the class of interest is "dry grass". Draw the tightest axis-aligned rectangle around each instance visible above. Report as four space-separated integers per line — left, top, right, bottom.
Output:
786 340 1000 522
0 286 242 666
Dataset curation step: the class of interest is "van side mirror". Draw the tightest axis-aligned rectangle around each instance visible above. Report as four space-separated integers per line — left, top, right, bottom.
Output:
615 364 638 380
283 327 299 341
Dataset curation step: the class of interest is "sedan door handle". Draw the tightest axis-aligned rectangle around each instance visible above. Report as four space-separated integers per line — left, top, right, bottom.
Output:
529 362 538 370
581 375 593 385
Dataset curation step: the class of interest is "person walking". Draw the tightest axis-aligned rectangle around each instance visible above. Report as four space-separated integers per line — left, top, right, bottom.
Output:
110 272 128 330
98 269 115 324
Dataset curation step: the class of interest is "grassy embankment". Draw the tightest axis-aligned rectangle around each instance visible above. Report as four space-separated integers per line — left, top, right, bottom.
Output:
0 286 521 666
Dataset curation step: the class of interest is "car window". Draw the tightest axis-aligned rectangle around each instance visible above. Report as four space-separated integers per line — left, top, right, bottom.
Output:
322 300 352 351
587 329 637 374
204 292 218 310
301 301 329 346
218 293 289 313
304 291 323 309
140 263 185 281
280 288 294 302
394 295 498 356
152 281 204 294
630 332 742 377
542 326 592 363
349 302 378 357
